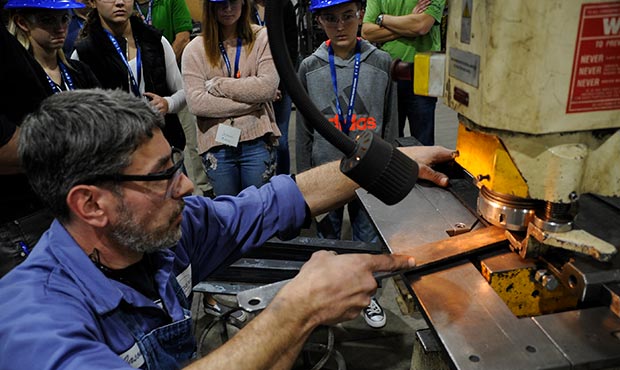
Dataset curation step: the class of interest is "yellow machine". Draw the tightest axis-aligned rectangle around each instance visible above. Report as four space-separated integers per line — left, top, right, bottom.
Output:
446 0 620 260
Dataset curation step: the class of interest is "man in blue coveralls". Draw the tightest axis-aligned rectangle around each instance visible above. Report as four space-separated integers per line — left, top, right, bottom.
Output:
0 89 454 370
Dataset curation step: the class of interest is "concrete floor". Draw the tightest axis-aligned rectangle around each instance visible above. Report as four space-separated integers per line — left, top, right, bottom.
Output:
191 100 459 370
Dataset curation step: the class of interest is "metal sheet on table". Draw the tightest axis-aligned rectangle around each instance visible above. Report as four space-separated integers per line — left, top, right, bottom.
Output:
411 262 570 370
356 184 482 254
533 307 620 369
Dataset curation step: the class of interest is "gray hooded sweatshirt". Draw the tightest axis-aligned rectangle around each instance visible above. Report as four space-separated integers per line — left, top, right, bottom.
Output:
295 38 398 172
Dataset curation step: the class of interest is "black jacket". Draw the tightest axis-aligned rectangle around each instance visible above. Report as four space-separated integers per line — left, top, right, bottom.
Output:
0 24 99 222
75 15 185 149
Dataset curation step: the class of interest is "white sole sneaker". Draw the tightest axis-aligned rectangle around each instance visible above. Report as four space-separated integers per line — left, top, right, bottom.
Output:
363 297 386 328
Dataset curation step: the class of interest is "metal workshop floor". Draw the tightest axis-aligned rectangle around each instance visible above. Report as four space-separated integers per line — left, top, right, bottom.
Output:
191 277 429 370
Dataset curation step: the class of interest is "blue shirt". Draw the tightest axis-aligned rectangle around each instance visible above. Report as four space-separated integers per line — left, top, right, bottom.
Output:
0 175 307 370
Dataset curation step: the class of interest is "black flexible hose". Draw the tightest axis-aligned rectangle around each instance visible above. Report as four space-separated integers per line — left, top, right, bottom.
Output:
265 0 419 205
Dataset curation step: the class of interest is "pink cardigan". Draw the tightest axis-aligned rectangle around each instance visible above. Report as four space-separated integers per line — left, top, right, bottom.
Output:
182 25 280 154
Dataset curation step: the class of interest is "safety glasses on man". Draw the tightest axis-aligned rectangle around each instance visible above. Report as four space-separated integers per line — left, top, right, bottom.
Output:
81 147 185 199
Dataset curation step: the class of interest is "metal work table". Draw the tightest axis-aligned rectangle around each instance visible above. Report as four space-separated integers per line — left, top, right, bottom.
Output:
357 181 620 370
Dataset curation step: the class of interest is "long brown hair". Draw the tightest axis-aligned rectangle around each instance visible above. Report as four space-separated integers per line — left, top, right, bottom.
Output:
201 0 257 68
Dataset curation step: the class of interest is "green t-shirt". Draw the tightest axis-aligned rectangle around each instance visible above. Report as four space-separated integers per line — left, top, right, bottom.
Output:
363 0 445 63
137 0 193 44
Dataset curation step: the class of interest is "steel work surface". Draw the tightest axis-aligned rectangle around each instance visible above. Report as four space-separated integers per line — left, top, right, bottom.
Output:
357 185 620 370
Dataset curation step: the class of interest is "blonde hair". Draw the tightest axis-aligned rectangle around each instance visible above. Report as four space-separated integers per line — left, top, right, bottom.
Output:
8 9 72 68
201 0 257 68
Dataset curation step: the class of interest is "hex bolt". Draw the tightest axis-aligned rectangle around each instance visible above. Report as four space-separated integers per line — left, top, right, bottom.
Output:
541 274 558 291
534 269 558 291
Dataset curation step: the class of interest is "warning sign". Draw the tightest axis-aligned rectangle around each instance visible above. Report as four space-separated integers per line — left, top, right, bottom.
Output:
567 2 620 113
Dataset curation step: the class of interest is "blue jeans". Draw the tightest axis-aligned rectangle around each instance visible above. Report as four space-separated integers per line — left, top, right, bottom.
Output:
397 79 437 145
318 198 378 243
273 91 291 175
201 137 277 196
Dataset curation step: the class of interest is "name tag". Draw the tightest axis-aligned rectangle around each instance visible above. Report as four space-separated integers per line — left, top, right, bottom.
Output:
176 264 193 298
120 342 145 369
215 123 241 147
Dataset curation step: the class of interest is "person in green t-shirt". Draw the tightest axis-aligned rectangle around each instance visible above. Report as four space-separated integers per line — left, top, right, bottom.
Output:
362 0 445 145
134 0 193 62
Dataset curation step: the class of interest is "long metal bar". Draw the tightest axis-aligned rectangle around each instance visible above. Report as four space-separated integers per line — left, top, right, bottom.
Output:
373 226 507 280
238 227 507 312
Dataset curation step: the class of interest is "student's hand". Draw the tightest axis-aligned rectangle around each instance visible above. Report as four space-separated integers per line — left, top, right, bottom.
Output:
274 251 415 327
274 89 282 101
412 0 431 14
399 146 457 187
144 92 169 115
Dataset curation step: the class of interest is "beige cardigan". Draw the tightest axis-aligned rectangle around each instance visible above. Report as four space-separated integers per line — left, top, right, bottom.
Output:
182 25 280 154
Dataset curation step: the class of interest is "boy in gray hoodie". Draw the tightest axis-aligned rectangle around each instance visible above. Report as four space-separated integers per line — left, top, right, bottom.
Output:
296 0 398 329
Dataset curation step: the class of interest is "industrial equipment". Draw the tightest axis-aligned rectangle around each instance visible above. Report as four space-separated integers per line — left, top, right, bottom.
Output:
359 1 620 368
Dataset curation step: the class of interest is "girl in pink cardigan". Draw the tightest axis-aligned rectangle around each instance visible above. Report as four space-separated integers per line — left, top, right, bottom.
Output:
182 0 281 196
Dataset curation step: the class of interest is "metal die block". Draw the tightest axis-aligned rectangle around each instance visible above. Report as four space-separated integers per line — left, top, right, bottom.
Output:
480 252 578 317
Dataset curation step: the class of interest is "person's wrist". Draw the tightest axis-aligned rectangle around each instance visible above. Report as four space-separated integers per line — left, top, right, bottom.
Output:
270 282 320 332
375 14 384 27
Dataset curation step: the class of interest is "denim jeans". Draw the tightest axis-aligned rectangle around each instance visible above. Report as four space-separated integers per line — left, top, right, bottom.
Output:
201 137 277 196
397 79 437 145
318 198 378 243
0 209 54 278
273 91 291 175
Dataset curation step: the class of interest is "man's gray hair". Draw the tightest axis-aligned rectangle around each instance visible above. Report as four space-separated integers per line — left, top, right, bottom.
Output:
19 89 165 221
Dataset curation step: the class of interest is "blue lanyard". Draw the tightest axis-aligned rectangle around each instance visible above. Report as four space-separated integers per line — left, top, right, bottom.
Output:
134 0 153 25
254 9 265 26
45 60 75 94
219 38 242 78
328 39 361 135
105 30 142 96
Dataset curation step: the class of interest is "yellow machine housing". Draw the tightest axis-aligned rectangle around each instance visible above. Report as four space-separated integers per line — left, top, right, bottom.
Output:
445 0 620 204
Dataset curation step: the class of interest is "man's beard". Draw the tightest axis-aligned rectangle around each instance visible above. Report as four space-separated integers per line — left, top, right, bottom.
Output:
107 200 185 254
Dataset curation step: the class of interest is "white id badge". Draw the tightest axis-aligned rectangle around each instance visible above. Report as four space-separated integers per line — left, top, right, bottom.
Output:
215 123 241 147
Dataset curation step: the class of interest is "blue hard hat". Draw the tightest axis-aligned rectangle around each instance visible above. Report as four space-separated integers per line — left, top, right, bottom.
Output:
4 0 85 9
309 0 354 13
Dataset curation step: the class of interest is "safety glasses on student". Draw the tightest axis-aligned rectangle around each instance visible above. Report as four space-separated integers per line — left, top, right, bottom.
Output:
29 12 71 27
82 147 184 199
211 0 243 8
319 10 359 27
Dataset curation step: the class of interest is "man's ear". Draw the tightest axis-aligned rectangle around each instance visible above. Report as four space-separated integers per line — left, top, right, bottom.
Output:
66 185 114 228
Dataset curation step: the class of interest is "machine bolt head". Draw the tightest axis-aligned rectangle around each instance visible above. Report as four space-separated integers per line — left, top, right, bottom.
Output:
542 275 558 291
